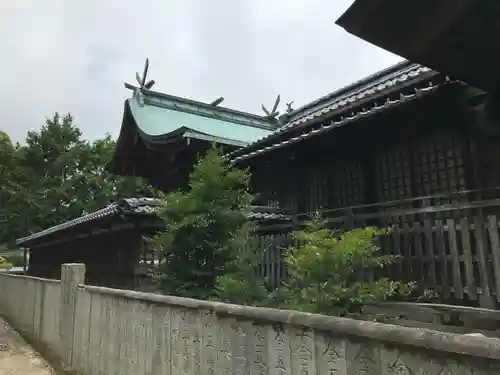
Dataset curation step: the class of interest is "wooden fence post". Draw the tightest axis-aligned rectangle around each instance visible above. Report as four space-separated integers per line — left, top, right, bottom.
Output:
60 263 86 368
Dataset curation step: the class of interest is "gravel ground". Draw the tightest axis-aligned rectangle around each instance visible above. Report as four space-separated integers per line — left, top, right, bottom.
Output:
0 317 56 375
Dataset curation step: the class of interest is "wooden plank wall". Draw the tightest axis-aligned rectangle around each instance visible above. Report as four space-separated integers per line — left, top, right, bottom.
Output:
246 231 295 289
381 214 500 308
252 197 500 309
129 195 500 309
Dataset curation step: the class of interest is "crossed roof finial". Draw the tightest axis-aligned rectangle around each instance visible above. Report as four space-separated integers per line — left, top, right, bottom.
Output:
261 94 281 119
135 58 155 90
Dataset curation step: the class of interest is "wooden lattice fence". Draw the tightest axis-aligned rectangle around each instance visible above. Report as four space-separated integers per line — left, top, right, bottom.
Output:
253 196 500 308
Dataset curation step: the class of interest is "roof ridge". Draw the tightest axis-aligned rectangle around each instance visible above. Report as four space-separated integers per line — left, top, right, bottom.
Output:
231 80 451 163
228 61 436 159
125 83 276 129
287 60 422 121
282 64 432 130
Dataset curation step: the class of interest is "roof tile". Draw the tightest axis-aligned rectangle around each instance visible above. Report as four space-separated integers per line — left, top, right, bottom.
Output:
231 78 455 162
228 62 437 160
16 199 293 246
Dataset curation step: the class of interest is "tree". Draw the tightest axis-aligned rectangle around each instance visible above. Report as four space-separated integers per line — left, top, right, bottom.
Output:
214 242 276 307
65 134 157 216
0 131 16 183
154 146 254 300
0 131 28 246
19 113 87 230
0 131 16 212
0 113 157 246
0 131 14 234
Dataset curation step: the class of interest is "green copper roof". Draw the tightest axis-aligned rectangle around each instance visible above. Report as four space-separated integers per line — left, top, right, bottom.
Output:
128 88 274 147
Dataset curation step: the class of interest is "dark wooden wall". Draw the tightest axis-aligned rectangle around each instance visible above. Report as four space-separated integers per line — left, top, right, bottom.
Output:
145 139 240 193
250 87 476 218
28 229 143 289
245 86 500 308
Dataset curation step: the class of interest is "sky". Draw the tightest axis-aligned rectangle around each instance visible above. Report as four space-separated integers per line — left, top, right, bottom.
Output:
0 0 402 143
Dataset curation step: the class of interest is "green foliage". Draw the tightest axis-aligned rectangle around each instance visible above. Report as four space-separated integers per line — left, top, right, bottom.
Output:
0 113 157 246
213 212 432 317
0 131 24 245
0 262 13 270
154 146 254 300
278 216 424 317
214 242 277 307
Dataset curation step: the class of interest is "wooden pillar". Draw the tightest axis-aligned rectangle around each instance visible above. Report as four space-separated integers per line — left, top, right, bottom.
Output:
461 86 485 198
23 248 28 273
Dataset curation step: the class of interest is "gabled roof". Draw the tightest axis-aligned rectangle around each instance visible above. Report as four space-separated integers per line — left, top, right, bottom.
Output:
109 86 276 176
335 0 500 93
126 86 275 146
229 61 449 163
16 198 159 246
17 198 295 247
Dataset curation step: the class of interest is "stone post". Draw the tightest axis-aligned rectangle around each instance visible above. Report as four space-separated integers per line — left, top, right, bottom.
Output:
59 263 86 368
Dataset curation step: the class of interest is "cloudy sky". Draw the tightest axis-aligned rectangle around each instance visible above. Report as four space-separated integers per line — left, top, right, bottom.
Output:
0 0 401 142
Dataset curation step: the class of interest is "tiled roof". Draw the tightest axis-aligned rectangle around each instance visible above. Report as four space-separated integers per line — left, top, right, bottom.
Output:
248 206 292 222
228 61 438 161
16 199 292 246
231 80 453 163
282 63 432 130
16 198 160 245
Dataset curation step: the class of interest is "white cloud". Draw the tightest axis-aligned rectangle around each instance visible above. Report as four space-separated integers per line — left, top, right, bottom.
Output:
0 0 402 142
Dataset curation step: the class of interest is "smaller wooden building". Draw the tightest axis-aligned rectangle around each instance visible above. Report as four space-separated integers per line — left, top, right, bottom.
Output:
16 198 161 288
18 197 295 291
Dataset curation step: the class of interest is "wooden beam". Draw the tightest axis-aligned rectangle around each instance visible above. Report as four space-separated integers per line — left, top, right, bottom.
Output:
410 0 472 56
23 248 27 273
25 221 136 250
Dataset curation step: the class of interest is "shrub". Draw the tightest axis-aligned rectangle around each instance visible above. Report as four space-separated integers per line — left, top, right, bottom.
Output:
0 262 13 269
5 253 25 267
278 215 429 317
154 146 254 300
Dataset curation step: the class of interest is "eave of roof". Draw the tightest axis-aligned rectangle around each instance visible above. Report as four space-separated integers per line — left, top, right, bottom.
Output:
128 91 273 146
228 62 438 161
16 198 160 246
231 79 453 163
108 88 276 176
16 199 294 247
284 60 412 122
335 0 500 93
276 63 432 132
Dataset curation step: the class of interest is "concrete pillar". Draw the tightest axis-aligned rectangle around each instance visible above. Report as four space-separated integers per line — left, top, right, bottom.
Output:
59 263 86 368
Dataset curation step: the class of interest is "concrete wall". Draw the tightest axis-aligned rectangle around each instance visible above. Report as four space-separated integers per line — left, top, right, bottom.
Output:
2 264 500 375
0 272 62 355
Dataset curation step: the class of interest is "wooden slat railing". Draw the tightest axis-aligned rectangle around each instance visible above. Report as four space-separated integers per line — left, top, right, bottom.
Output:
254 195 500 308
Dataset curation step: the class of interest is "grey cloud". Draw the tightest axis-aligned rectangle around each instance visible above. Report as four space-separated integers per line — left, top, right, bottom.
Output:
0 0 401 143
